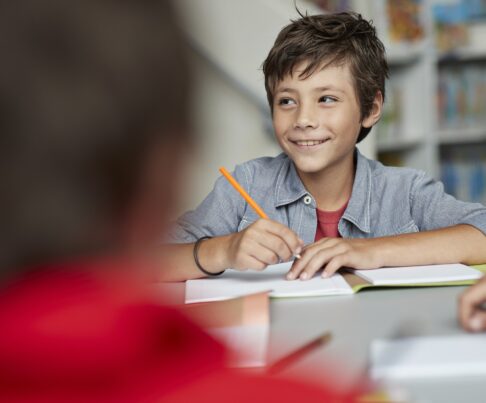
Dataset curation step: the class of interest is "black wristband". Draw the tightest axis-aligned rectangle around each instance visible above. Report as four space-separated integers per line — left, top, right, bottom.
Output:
193 236 225 276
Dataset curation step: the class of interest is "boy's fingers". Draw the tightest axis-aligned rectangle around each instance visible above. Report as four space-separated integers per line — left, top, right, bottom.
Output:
258 233 294 261
287 242 337 280
286 244 323 280
298 246 346 280
262 220 303 255
243 256 267 271
249 243 280 267
235 238 277 270
232 252 267 271
297 249 333 280
322 254 348 278
244 225 288 262
299 238 338 255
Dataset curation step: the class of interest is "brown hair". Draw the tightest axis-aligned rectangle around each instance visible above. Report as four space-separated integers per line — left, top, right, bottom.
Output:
262 11 388 142
0 0 190 273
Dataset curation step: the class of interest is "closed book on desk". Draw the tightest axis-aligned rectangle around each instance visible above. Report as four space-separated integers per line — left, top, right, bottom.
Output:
348 264 483 288
185 262 484 304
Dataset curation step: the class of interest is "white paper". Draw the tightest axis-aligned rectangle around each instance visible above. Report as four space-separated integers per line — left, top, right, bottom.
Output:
371 334 486 380
185 261 353 303
352 263 482 286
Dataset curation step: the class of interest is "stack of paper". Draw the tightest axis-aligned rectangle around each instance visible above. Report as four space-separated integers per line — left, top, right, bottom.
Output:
370 334 486 380
352 263 482 285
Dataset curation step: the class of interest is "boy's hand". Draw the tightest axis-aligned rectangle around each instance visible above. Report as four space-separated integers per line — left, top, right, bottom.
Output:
225 219 303 271
286 237 381 280
459 276 486 332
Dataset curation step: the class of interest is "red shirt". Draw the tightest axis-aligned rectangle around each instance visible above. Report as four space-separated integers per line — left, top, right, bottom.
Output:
314 201 348 241
0 261 362 402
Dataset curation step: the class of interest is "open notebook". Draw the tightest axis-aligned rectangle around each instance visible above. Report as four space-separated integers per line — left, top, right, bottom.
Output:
185 262 484 304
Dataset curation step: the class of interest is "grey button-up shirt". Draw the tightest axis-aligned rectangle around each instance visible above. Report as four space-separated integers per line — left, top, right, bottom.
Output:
169 149 486 246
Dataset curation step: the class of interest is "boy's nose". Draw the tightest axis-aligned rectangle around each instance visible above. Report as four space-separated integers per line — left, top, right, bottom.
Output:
293 105 318 130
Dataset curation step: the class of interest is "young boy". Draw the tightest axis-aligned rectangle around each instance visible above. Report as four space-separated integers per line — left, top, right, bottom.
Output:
165 12 486 282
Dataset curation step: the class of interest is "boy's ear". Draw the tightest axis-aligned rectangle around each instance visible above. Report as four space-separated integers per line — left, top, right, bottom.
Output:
362 91 383 128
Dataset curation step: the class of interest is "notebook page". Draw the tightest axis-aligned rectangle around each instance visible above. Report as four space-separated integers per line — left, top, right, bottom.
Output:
185 261 353 303
371 334 486 380
352 263 482 286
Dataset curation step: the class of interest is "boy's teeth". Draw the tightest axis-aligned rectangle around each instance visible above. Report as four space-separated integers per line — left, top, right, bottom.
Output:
295 140 325 146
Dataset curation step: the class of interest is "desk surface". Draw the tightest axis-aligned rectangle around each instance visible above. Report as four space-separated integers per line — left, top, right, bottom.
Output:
155 282 486 402
269 285 486 403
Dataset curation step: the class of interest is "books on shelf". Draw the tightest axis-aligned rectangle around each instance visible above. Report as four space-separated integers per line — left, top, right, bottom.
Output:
434 0 486 55
386 0 424 44
376 81 403 146
433 1 469 54
311 0 350 13
437 64 486 132
333 0 486 197
441 148 486 204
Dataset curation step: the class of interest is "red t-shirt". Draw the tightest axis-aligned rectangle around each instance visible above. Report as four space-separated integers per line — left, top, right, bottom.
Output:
314 201 348 241
0 261 362 402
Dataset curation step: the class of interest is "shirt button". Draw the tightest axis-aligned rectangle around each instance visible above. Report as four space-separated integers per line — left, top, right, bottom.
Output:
303 195 312 205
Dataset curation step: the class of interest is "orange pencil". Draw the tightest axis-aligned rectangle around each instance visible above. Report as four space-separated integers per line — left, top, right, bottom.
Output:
219 167 269 219
219 166 301 259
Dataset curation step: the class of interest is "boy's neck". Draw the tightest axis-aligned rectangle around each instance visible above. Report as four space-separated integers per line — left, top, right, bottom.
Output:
296 154 355 211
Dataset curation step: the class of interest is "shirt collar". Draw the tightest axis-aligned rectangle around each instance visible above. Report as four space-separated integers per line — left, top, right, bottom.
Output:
274 154 309 208
273 149 372 234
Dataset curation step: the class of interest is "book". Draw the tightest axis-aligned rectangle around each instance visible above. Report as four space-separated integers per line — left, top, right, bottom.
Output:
185 262 484 304
370 334 486 380
387 0 424 43
351 263 482 285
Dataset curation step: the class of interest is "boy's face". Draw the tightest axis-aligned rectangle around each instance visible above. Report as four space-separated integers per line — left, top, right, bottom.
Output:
272 62 377 178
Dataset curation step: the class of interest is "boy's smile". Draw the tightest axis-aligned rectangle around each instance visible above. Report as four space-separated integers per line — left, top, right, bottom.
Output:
272 62 378 184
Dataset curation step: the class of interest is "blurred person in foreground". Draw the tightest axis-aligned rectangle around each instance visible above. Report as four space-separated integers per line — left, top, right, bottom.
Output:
0 0 359 401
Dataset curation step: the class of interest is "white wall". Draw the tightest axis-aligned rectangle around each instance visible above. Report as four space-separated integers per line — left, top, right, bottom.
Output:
179 53 281 212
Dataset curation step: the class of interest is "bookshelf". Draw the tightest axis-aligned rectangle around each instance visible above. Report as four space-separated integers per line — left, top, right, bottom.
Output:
346 0 486 204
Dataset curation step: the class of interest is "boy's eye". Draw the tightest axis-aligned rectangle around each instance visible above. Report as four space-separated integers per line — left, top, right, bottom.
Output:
277 98 296 106
319 96 337 104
